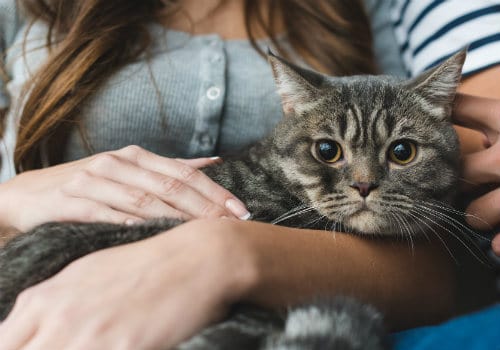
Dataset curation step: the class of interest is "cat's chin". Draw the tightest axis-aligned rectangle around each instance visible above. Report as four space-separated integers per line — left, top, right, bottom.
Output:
343 210 398 236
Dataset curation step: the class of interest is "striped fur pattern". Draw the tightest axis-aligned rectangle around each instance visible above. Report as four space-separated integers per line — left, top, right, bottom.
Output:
0 51 466 349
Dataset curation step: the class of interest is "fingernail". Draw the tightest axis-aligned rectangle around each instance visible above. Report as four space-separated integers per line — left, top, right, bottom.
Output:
210 156 221 160
225 199 251 220
125 219 140 226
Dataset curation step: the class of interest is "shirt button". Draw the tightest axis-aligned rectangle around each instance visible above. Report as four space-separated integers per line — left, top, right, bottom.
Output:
199 134 214 147
211 54 222 63
206 86 221 100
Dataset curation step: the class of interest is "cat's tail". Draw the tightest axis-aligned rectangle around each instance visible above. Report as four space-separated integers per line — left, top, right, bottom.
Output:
262 297 387 350
177 297 388 350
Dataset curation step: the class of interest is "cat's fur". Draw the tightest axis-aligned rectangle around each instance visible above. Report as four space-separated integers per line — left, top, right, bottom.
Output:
0 50 466 349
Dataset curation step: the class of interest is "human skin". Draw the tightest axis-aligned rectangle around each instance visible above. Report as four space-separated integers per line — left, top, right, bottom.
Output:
0 95 498 350
0 1 499 349
455 66 500 255
0 148 249 234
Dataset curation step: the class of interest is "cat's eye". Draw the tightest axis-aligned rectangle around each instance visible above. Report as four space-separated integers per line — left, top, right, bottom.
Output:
388 140 417 165
316 140 343 163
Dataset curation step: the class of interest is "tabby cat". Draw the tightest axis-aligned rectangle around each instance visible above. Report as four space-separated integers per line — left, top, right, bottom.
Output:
0 49 466 349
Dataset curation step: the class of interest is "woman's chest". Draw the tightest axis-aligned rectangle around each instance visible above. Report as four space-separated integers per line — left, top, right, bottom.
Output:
63 31 284 161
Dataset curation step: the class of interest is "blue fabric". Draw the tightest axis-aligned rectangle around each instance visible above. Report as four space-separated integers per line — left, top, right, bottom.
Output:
390 303 500 350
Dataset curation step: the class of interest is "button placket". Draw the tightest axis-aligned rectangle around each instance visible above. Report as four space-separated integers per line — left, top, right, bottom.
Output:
190 35 226 155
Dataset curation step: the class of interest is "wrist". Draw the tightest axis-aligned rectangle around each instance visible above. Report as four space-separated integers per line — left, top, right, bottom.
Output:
187 219 261 304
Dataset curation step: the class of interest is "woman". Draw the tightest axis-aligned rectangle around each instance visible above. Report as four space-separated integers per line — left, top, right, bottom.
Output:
0 0 499 349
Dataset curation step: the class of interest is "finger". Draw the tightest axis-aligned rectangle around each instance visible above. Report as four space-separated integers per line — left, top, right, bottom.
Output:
176 156 223 168
116 148 250 219
0 323 38 350
465 189 500 230
453 93 500 130
22 329 69 350
63 172 190 220
492 234 500 256
85 154 234 219
462 142 500 183
20 315 80 350
61 198 144 225
0 299 40 350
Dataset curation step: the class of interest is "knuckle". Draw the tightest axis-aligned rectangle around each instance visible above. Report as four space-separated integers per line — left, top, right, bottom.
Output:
161 177 183 196
199 203 226 218
179 164 198 182
88 153 119 172
78 205 99 221
62 170 92 193
15 289 32 307
17 287 45 308
128 189 155 209
119 145 145 160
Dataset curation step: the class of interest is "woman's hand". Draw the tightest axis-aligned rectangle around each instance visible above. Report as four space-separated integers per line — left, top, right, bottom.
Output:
0 219 258 350
0 145 250 232
453 93 500 255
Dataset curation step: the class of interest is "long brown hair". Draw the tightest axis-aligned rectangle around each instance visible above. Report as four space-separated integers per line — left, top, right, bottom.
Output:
10 0 375 172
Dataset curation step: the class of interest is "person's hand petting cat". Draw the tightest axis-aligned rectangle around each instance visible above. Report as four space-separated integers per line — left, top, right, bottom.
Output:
453 93 500 256
0 218 257 350
0 145 249 232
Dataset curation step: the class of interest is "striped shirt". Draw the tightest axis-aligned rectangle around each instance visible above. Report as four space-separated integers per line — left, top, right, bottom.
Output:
391 0 500 77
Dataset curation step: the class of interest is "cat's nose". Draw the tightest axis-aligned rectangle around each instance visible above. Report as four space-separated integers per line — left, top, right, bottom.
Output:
350 182 379 198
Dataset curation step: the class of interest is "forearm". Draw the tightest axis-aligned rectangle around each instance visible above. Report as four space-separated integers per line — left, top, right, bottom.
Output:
232 221 455 331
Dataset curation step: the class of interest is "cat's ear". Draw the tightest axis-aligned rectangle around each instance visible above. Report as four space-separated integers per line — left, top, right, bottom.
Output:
268 51 324 115
405 48 466 118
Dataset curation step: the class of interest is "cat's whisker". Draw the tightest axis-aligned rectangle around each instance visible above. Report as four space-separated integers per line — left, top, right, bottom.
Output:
271 205 316 225
390 209 415 252
410 207 489 265
386 212 400 238
388 211 410 246
273 203 309 217
300 213 328 229
334 208 350 234
403 210 459 264
412 206 491 266
399 212 416 253
384 212 401 238
414 204 491 243
415 200 492 230
321 201 360 211
458 176 480 186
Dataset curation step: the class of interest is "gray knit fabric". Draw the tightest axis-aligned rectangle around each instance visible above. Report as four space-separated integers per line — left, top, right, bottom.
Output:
64 25 286 161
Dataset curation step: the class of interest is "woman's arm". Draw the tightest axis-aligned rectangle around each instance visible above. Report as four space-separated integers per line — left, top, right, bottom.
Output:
226 220 456 330
239 69 500 330
0 217 455 349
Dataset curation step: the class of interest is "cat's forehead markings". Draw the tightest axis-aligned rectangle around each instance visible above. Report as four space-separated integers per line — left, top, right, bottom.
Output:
369 108 389 147
353 104 366 147
344 108 358 143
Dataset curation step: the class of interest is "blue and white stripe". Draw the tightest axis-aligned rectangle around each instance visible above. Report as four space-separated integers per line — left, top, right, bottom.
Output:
391 0 500 77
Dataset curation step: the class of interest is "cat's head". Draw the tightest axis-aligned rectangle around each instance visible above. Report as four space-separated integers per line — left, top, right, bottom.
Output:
268 50 465 235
